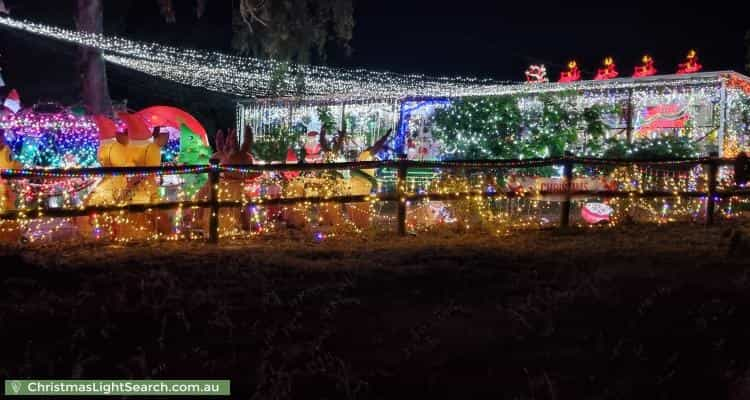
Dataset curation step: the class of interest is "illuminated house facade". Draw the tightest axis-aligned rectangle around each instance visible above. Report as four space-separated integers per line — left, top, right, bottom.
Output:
238 71 750 160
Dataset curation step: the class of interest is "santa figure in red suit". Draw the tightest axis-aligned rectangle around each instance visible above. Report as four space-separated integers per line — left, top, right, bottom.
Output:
304 131 323 163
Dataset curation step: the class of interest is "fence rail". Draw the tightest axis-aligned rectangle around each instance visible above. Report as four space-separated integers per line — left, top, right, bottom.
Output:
0 154 745 243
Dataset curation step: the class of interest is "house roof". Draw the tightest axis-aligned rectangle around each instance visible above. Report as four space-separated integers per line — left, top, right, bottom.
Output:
240 71 750 107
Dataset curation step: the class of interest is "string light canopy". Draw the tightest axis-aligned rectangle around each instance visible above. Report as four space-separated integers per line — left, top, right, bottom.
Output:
0 16 733 101
0 16 504 98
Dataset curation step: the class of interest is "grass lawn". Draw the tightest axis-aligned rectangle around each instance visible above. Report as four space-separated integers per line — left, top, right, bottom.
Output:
3 221 750 399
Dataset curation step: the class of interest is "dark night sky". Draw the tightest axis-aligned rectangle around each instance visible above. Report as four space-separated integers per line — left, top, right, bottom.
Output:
0 0 748 108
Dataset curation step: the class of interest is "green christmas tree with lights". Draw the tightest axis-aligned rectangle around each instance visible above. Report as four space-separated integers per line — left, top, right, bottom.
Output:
178 124 212 198
432 93 608 161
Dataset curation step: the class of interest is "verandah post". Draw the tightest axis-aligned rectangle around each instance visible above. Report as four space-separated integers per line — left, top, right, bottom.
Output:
705 151 719 226
626 88 634 144
208 158 221 243
397 156 408 236
560 153 574 228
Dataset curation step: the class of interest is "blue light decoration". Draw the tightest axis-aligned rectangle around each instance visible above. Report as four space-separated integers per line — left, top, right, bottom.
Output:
161 137 180 163
395 98 451 158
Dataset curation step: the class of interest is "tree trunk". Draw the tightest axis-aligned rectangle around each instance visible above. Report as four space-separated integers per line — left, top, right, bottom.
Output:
77 0 112 116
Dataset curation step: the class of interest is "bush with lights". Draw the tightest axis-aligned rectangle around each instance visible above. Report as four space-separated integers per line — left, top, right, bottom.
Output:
603 136 700 160
429 94 612 179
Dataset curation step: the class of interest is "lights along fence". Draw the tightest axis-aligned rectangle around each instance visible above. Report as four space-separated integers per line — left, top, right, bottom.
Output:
0 154 743 243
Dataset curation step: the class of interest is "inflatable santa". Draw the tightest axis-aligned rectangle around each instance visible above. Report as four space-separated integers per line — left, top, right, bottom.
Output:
304 131 323 163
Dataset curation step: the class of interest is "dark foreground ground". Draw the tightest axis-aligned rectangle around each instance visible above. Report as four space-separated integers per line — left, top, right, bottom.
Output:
3 222 750 399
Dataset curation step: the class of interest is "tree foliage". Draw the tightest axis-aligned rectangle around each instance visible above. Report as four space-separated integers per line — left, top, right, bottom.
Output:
317 106 337 132
252 126 303 162
155 0 207 22
231 0 354 64
153 0 354 64
152 1 354 97
433 96 521 159
432 94 609 160
603 136 700 160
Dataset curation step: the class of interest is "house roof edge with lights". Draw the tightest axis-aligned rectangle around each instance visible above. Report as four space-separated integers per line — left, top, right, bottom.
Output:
238 70 750 107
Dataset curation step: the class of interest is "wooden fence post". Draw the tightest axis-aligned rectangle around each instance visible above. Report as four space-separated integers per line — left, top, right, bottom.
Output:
705 151 719 226
397 157 408 236
208 159 220 243
560 153 574 228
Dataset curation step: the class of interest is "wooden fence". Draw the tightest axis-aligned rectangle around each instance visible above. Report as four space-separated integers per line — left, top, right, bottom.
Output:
0 153 745 243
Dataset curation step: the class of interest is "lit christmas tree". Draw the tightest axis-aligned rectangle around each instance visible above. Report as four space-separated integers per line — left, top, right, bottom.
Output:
178 123 212 198
178 123 212 165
